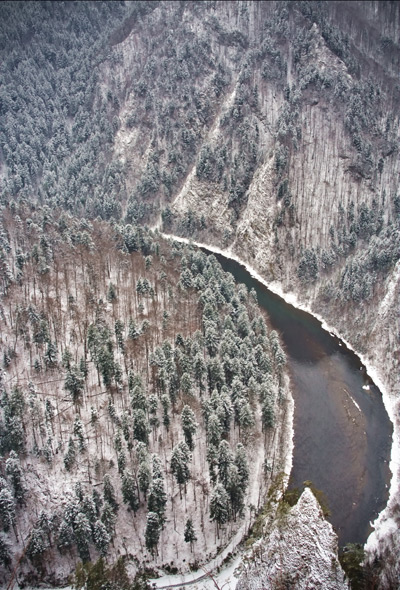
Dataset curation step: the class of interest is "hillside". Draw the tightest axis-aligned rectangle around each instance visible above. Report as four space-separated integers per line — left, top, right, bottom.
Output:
0 202 291 586
0 0 399 587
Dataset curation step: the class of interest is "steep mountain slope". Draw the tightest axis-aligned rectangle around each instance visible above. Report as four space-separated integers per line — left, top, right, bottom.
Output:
0 0 399 586
0 203 291 586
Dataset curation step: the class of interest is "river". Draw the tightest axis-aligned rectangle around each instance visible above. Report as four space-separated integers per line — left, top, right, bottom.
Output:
212 252 392 547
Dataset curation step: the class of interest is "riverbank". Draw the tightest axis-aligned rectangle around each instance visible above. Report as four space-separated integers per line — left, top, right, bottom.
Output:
156 230 396 555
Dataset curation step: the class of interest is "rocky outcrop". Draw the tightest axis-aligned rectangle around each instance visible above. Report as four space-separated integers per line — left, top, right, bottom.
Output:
237 488 349 590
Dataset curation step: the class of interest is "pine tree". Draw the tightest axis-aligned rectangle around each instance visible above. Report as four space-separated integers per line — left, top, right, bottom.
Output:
93 520 110 557
184 518 197 551
170 441 191 497
180 371 192 395
148 478 167 524
101 501 116 537
128 318 140 340
81 495 97 525
210 483 230 536
0 488 15 532
64 436 76 471
238 401 255 432
145 511 161 555
148 394 159 431
181 405 198 450
217 440 233 488
226 465 245 520
234 443 249 490
161 394 170 430
107 282 117 302
132 409 149 444
151 453 163 480
27 526 48 563
74 417 87 452
121 471 139 513
74 511 91 562
0 532 11 568
114 319 124 350
64 365 85 405
57 520 75 554
44 340 58 368
103 474 118 513
117 450 126 474
137 461 151 499
5 450 25 502
207 412 222 447
208 432 221 478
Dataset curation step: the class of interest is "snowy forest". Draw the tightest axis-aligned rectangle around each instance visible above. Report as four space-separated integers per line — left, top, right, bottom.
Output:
0 0 399 588
0 201 289 586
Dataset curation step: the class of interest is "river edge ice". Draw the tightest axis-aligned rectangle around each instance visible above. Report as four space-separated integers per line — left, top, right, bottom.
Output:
157 231 398 562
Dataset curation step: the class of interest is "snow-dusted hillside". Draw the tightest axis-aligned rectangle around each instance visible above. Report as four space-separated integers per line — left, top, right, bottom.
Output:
0 205 292 586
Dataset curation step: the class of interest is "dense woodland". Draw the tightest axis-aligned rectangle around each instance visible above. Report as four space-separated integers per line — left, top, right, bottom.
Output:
0 1 399 588
0 201 288 585
0 1 399 307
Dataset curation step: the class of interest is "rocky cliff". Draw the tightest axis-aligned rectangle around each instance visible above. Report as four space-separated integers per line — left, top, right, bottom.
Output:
237 487 349 590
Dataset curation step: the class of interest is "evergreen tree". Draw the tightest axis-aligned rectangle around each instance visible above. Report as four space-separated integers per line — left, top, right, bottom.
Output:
145 511 160 555
121 471 139 513
117 449 126 474
128 318 140 340
5 450 25 502
27 526 48 564
226 464 245 520
114 319 124 350
64 436 76 471
101 501 116 537
161 394 170 430
64 366 85 404
44 341 58 368
184 518 197 551
74 417 87 452
0 533 11 568
180 371 192 395
107 282 117 302
151 453 164 480
93 520 110 557
57 520 75 554
137 461 151 499
148 394 159 431
261 397 275 429
62 348 73 370
81 495 97 526
148 477 167 524
0 487 15 532
74 511 91 562
206 444 218 484
132 409 149 444
181 405 198 450
217 440 233 488
210 484 230 535
103 474 118 513
207 412 222 447
170 441 191 496
234 443 249 490
238 401 255 432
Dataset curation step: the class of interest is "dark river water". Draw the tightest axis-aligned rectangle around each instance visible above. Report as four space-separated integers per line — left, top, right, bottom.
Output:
213 252 392 547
